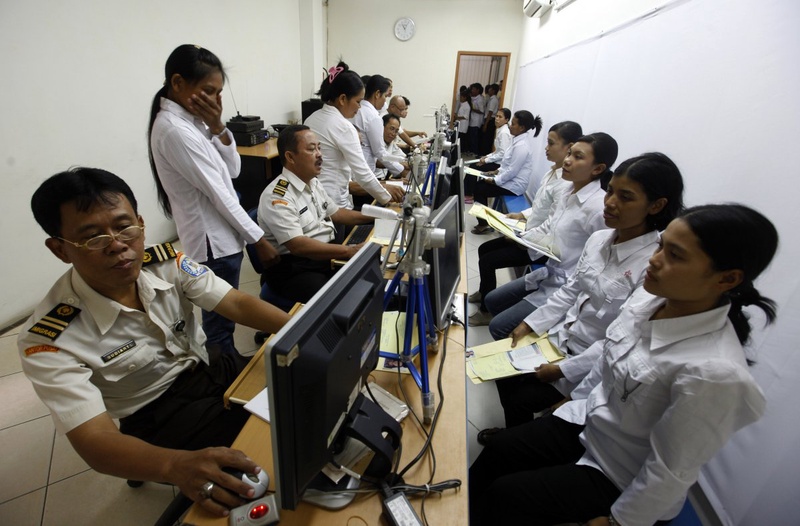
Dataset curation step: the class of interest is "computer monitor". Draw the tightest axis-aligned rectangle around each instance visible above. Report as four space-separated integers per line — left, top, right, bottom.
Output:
449 158 466 236
432 155 452 211
449 137 462 168
266 244 402 510
424 195 461 329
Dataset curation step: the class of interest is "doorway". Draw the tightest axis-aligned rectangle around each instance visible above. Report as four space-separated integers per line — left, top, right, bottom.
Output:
452 51 511 116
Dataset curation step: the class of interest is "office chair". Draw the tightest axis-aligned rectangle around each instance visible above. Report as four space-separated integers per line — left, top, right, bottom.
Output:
245 208 295 344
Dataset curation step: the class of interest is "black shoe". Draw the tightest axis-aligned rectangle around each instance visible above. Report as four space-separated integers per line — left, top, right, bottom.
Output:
477 427 503 446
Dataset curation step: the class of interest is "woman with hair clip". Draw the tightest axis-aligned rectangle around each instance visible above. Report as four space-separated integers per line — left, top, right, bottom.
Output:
470 203 777 526
476 153 685 442
353 74 409 186
148 44 279 358
473 133 618 337
304 62 403 216
471 110 544 235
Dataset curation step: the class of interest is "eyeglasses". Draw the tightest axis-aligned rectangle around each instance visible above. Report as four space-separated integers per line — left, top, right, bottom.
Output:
56 225 145 250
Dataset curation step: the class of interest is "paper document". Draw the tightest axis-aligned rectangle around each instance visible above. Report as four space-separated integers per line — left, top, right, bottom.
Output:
469 204 561 262
371 218 402 246
377 311 420 374
467 203 524 231
464 167 494 180
243 387 271 422
466 333 565 383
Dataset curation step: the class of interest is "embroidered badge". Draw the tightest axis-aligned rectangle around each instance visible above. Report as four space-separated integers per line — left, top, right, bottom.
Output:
273 179 290 197
177 254 208 277
101 340 136 363
142 243 177 267
272 199 289 206
28 303 82 341
24 345 60 357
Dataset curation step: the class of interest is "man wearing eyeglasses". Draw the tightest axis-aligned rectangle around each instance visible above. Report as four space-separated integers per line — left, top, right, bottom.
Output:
18 167 291 517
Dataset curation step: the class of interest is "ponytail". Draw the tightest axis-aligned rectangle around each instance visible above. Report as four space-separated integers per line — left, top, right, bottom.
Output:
681 203 779 347
531 115 543 137
148 85 172 217
726 281 777 345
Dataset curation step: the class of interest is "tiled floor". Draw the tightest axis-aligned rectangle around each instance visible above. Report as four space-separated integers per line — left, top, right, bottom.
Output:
0 212 507 525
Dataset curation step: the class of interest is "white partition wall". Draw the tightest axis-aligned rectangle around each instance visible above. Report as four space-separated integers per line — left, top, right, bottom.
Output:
513 0 800 523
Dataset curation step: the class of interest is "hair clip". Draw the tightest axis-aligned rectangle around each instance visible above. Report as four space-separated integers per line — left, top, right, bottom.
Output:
328 66 344 83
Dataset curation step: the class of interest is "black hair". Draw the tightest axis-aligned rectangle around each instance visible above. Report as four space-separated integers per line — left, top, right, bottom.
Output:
382 113 401 126
316 61 364 103
365 74 391 99
402 96 410 106
612 152 685 231
498 108 512 121
573 132 619 189
277 124 311 166
31 167 139 238
148 44 225 218
549 121 583 144
459 85 468 94
680 204 778 345
469 82 484 94
513 111 544 137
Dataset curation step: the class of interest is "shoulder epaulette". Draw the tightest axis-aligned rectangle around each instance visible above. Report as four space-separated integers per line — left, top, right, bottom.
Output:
28 303 81 341
143 242 178 267
272 179 290 197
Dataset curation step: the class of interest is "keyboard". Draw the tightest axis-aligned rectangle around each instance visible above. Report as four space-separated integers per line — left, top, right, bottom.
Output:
346 224 373 245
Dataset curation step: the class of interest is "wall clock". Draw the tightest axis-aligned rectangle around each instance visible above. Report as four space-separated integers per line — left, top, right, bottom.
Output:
394 17 416 42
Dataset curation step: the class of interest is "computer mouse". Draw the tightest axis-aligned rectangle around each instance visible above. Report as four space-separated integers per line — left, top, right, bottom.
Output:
224 468 270 499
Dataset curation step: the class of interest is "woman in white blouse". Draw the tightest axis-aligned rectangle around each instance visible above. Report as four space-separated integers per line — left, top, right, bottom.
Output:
304 63 403 214
148 44 279 357
473 133 619 336
478 153 685 438
477 107 512 168
470 203 778 526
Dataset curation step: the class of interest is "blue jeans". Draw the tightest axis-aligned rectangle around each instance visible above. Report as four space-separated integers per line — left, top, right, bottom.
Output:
484 277 538 340
201 250 244 357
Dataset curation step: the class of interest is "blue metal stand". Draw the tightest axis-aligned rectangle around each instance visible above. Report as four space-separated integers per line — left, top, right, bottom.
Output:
380 270 437 415
420 161 437 204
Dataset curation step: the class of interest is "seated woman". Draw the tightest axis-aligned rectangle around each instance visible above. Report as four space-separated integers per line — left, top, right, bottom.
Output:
471 110 543 235
468 121 582 323
478 152 684 440
476 133 619 338
469 203 777 526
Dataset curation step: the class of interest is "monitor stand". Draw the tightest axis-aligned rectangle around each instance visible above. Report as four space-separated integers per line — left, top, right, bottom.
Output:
302 394 403 510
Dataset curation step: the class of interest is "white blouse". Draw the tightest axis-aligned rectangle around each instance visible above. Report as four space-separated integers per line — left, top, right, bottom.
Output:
483 123 512 164
525 229 660 390
555 288 766 525
494 130 536 196
304 104 391 208
150 98 262 261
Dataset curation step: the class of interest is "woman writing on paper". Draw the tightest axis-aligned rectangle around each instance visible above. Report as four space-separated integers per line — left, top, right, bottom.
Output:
477 153 685 442
470 203 777 525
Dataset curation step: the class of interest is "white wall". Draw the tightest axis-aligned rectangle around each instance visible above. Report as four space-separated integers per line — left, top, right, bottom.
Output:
515 0 800 523
326 0 524 135
0 0 306 328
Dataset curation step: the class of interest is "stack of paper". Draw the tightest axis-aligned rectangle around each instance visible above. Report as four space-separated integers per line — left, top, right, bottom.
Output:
466 333 564 384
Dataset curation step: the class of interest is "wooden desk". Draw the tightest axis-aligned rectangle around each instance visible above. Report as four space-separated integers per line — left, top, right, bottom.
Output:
235 138 280 212
183 241 469 526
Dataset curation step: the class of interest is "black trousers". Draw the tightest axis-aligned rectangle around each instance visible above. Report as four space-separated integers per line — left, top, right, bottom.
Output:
495 373 566 427
474 182 516 226
469 416 621 525
119 352 250 451
464 163 499 197
264 253 335 304
476 237 533 311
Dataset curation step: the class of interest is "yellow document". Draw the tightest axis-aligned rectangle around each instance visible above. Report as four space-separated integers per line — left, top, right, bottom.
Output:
466 333 565 384
377 311 420 375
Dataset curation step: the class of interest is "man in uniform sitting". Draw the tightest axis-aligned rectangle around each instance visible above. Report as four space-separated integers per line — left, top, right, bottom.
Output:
258 125 373 304
18 167 292 518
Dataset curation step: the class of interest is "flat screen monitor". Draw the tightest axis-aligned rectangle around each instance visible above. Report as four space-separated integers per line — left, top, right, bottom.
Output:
424 195 461 329
448 137 462 168
449 158 466 236
432 155 452 211
266 244 398 510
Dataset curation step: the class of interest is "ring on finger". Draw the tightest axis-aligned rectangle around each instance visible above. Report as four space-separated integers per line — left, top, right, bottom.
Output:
199 481 215 500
